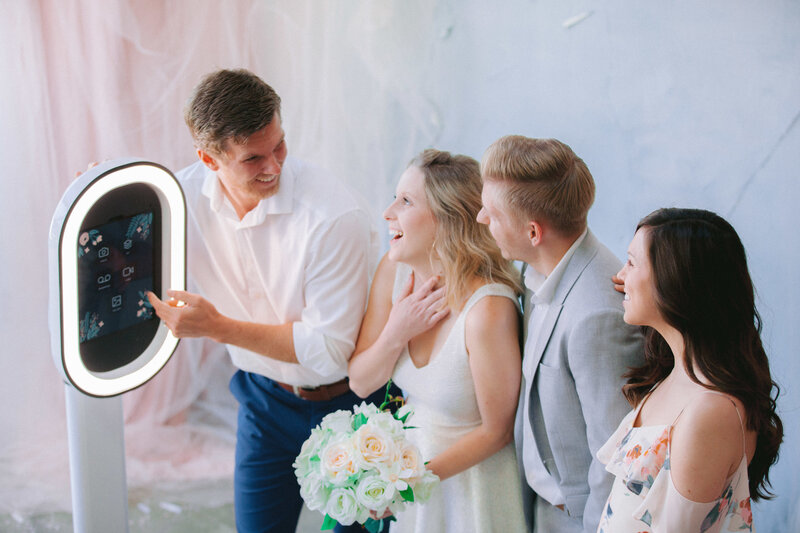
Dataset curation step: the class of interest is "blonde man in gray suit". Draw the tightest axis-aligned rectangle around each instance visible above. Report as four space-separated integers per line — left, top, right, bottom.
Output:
476 136 644 533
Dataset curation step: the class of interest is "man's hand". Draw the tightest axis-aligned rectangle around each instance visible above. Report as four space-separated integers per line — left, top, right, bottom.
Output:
611 274 624 294
147 290 223 340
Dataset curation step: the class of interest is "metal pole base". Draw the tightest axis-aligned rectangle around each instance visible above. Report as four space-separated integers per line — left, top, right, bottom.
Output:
65 384 129 533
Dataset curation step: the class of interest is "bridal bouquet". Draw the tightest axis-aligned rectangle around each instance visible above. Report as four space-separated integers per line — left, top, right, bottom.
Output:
293 384 439 532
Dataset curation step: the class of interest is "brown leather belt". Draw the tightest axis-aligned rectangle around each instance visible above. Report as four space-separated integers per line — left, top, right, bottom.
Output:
275 377 350 401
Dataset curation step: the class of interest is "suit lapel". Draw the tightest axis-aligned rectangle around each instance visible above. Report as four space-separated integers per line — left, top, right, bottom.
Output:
524 230 601 374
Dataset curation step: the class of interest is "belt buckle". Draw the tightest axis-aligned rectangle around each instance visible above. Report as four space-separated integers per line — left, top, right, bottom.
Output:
292 385 302 397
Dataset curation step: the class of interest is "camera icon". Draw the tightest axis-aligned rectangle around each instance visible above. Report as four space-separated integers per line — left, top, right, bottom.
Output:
98 247 110 258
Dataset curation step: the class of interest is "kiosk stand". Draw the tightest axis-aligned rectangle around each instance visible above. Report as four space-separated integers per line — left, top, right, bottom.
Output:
48 159 186 532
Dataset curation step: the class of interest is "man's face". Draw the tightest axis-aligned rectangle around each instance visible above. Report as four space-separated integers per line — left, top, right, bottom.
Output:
477 180 532 262
199 114 288 217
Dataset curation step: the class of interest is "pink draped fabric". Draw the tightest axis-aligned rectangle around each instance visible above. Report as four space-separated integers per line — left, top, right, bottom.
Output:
1 0 269 514
1 0 428 517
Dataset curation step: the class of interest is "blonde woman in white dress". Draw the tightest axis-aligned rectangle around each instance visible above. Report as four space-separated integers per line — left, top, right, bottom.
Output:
348 149 527 532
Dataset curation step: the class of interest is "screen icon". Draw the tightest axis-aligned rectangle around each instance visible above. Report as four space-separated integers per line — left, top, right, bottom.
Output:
111 295 123 309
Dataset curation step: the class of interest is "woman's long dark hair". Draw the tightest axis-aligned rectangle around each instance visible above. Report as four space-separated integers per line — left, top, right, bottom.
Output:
622 208 782 501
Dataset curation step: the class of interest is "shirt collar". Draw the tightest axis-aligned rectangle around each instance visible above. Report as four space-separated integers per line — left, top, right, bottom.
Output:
200 157 296 225
524 228 588 305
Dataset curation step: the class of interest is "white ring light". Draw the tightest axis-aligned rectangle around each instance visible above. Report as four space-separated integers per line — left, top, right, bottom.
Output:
50 160 185 397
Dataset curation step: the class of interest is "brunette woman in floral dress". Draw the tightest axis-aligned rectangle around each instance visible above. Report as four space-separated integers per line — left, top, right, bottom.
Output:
598 208 783 532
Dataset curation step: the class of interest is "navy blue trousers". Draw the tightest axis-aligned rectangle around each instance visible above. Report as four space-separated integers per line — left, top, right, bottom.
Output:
230 370 394 533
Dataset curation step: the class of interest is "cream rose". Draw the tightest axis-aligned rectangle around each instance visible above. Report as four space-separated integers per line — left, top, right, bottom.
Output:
320 434 359 486
353 424 398 471
398 441 425 478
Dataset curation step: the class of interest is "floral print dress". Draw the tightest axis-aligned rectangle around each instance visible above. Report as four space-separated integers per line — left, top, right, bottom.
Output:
596 391 754 532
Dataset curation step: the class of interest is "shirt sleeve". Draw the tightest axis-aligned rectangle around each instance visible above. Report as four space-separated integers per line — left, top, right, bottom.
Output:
292 209 373 378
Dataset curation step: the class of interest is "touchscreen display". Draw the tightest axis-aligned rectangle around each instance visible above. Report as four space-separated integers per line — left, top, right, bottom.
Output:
77 211 155 343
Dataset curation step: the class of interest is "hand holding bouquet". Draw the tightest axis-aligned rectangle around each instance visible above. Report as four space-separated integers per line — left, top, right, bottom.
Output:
293 384 439 532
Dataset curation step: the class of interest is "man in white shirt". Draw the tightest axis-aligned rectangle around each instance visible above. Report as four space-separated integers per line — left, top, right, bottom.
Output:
147 69 386 532
476 136 644 532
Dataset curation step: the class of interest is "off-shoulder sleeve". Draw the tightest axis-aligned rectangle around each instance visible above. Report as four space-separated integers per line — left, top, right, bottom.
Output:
632 458 753 533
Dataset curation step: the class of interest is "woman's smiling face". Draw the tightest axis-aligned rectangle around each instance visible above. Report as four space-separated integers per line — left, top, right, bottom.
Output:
383 165 437 266
617 227 661 328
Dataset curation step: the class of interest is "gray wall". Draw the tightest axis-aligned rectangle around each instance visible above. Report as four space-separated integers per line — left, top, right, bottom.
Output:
287 2 799 529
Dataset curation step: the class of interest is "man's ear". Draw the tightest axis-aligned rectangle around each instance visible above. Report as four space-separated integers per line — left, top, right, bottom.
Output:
527 220 543 247
197 148 220 171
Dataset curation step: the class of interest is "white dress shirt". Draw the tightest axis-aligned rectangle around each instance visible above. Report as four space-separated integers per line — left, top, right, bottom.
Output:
177 156 375 387
521 229 587 506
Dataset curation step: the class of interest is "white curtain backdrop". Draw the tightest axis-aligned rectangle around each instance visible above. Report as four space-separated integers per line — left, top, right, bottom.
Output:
1 1 798 530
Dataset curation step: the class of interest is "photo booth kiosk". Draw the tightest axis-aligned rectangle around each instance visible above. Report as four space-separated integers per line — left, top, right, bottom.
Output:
48 159 186 532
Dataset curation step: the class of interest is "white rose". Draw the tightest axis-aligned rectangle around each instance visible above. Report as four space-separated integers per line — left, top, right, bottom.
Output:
353 424 398 471
299 474 329 512
378 460 408 492
367 411 405 440
387 497 408 516
325 487 365 526
320 409 355 434
355 473 396 512
352 401 381 419
293 428 328 479
395 403 414 423
320 434 360 486
411 470 440 503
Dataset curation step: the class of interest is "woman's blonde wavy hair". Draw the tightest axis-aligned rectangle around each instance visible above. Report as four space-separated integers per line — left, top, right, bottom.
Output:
410 149 522 309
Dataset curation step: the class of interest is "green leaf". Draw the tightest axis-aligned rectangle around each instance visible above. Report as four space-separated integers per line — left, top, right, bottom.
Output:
352 412 368 430
320 514 338 530
364 516 396 533
395 411 411 423
399 485 415 502
310 455 320 463
378 379 394 411
364 517 382 533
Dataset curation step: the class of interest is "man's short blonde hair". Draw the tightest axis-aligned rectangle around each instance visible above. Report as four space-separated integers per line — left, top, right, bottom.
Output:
481 136 595 236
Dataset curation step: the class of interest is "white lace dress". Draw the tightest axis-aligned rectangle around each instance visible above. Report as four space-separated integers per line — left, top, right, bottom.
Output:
389 264 527 533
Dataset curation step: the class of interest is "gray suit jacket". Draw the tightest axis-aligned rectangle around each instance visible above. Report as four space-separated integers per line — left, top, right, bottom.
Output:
515 230 644 533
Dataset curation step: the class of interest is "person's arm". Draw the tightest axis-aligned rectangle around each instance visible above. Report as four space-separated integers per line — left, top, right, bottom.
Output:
568 309 642 532
669 394 750 502
147 290 296 362
348 254 449 398
424 295 521 481
152 210 373 373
